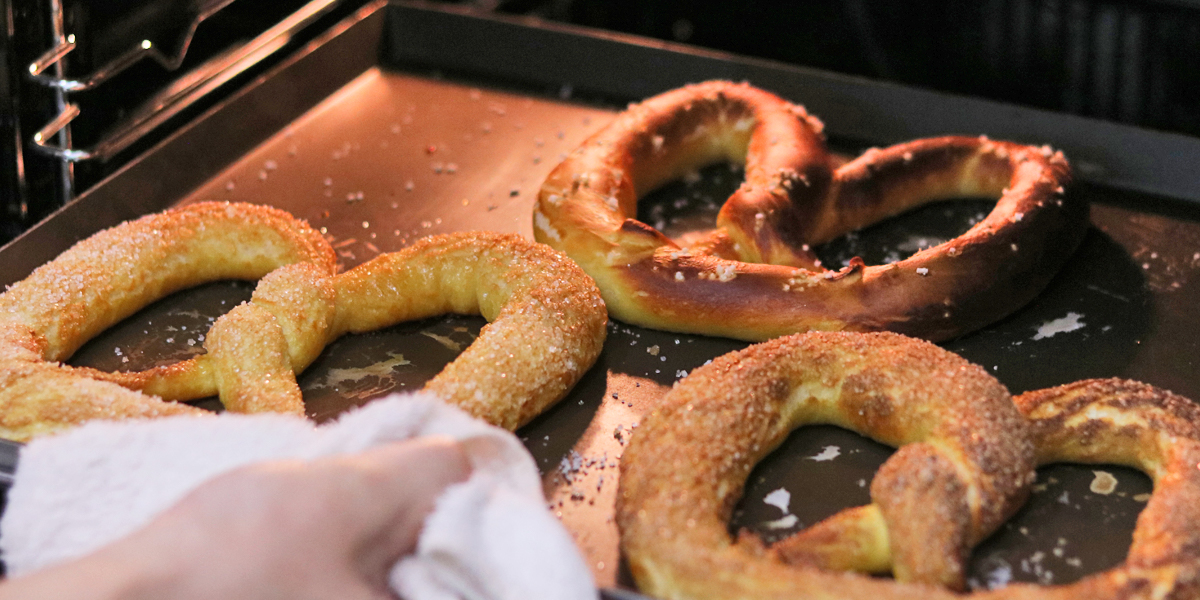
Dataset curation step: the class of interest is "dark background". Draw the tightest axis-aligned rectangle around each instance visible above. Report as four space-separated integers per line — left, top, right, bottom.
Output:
498 0 1200 138
2 0 1198 245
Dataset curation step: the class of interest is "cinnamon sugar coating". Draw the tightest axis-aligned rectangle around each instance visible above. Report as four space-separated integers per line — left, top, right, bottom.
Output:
618 331 1034 595
618 334 1200 600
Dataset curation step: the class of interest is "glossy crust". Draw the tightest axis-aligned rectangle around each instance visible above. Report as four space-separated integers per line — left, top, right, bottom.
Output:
534 81 1087 342
617 334 1200 600
0 203 608 439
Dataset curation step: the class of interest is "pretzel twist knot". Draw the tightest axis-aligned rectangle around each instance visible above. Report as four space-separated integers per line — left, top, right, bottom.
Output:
534 81 1088 342
617 332 1200 600
0 202 607 441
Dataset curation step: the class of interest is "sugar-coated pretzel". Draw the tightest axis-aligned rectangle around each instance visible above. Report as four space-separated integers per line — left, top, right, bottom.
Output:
0 202 336 440
534 81 1087 342
0 203 608 440
1003 378 1200 600
258 229 608 430
616 333 1200 600
617 332 1035 594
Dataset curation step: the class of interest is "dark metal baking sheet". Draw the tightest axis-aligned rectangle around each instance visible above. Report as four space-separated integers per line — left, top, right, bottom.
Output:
3 1 1200 596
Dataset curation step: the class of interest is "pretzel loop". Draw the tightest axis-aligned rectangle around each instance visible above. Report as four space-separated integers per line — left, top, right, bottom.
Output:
617 332 1035 593
617 333 1200 600
0 202 336 439
0 203 607 440
535 81 1087 342
1014 379 1200 583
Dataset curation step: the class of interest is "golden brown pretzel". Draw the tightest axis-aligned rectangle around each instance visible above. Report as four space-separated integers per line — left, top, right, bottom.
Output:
283 230 608 430
167 230 608 430
616 334 1200 600
1001 379 1200 600
617 331 1035 595
0 203 607 440
0 202 336 439
534 81 1087 342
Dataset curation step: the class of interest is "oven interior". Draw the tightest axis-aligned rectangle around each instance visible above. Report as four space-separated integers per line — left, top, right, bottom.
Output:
3 0 1199 245
1 0 1200 595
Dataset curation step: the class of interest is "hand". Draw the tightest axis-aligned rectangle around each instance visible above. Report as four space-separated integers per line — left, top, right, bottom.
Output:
0 437 471 600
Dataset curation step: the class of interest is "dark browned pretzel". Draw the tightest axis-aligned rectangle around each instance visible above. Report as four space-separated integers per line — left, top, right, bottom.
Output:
535 81 1087 342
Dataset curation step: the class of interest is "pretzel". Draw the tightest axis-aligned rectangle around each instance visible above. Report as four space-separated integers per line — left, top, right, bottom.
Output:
312 229 607 430
0 203 607 440
534 81 1087 342
0 202 336 440
616 333 1200 600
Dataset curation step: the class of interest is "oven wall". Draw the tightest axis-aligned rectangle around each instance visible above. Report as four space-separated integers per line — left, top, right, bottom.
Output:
1 0 67 243
0 0 374 246
4 0 1198 246
497 0 1200 138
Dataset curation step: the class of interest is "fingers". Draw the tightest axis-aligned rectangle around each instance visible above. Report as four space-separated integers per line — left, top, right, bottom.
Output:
317 437 472 590
87 437 472 600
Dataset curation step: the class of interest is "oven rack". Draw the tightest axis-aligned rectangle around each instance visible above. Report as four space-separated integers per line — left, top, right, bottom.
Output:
23 0 344 175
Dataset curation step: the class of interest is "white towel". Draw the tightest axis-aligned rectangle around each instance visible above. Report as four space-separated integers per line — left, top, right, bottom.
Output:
0 392 597 600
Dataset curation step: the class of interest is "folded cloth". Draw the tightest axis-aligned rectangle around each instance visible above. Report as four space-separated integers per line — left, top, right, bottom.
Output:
0 391 597 600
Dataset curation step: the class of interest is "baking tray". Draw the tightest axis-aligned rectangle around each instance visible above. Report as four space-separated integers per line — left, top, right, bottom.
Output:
4 0 1200 594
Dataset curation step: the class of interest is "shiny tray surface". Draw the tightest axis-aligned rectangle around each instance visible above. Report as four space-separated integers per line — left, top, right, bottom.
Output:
4 2 1200 593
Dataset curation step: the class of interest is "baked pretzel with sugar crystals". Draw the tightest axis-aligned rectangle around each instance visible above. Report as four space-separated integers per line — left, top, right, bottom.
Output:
534 81 1088 342
616 332 1200 600
0 202 336 439
0 202 607 440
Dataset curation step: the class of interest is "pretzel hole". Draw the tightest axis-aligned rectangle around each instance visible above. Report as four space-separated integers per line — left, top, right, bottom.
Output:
66 293 600 471
637 159 998 268
730 425 1150 588
67 280 253 386
65 283 487 419
637 162 741 240
816 199 995 268
965 463 1149 589
300 314 484 422
730 425 888 545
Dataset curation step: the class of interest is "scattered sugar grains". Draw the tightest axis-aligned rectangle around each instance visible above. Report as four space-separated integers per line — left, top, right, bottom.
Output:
807 446 840 461
973 558 1015 590
556 449 620 502
764 515 799 530
646 345 660 356
1090 471 1118 495
760 488 798 529
763 488 791 513
613 424 634 445
1032 312 1085 340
